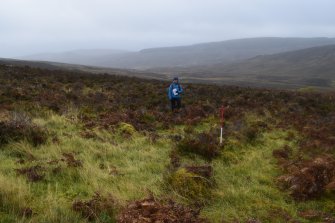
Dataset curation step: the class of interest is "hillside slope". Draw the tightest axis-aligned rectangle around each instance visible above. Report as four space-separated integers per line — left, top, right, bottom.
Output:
155 45 335 89
20 37 335 69
207 44 335 75
20 49 131 67
0 65 335 222
0 58 167 80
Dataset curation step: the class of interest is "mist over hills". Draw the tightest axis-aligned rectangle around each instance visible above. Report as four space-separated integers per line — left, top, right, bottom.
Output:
21 49 130 67
20 37 335 69
158 44 335 89
5 37 335 89
208 44 335 78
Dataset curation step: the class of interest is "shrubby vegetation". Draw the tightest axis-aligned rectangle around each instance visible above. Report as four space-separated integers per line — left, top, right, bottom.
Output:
0 111 48 146
0 64 335 222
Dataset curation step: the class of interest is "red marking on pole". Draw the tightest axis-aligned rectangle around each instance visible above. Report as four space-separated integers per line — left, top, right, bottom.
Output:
220 106 225 127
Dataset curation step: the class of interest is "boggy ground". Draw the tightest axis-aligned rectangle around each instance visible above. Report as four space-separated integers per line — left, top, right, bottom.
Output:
0 65 334 222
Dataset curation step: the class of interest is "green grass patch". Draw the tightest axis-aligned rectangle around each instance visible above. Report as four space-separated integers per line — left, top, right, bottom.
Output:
0 114 171 222
201 129 335 223
0 113 334 222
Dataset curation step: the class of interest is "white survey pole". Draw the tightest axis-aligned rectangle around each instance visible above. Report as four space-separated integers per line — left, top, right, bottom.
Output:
219 106 225 145
220 127 223 144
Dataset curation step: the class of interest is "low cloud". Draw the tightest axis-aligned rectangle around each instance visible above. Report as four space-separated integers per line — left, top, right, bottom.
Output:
1 0 335 57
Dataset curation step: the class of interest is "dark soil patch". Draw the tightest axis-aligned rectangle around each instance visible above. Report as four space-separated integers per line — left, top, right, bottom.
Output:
299 210 335 222
61 153 83 167
19 207 33 217
80 130 98 139
273 145 292 160
72 192 116 222
277 155 335 200
117 197 208 223
325 179 335 190
169 151 181 169
246 218 262 223
185 165 213 179
177 132 220 160
15 165 45 182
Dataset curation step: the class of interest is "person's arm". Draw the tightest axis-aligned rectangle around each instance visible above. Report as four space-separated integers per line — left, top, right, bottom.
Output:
168 84 172 100
178 84 183 94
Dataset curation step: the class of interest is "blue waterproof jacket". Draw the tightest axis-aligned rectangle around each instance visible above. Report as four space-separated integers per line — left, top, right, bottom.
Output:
168 83 183 100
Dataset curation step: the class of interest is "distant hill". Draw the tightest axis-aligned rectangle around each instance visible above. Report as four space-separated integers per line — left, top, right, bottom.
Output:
19 37 335 69
212 44 335 76
0 58 61 70
0 58 167 80
20 49 131 67
158 45 335 89
4 44 335 90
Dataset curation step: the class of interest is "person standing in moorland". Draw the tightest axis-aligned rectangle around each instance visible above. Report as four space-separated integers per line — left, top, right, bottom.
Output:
168 77 184 112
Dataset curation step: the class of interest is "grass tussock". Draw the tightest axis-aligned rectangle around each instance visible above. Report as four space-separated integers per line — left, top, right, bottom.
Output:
0 174 34 221
167 167 213 203
0 114 173 222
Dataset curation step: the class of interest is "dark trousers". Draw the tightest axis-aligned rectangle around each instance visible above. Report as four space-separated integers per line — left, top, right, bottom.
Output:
171 98 181 111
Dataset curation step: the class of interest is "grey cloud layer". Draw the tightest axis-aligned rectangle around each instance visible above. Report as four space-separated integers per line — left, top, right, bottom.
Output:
1 0 335 57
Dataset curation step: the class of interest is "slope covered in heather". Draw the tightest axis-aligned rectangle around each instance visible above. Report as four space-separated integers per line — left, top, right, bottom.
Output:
0 65 335 222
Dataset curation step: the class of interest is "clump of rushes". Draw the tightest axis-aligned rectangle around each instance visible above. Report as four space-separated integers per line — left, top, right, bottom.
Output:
0 112 48 146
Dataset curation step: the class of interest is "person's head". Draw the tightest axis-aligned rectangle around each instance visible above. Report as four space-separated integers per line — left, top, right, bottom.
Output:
173 77 179 83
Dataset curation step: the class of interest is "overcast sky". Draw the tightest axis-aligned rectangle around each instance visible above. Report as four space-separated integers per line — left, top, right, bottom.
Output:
1 0 335 57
